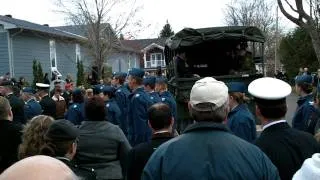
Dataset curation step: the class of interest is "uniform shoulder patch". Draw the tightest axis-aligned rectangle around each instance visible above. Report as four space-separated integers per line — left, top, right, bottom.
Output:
73 104 77 108
135 94 140 98
309 101 314 105
117 89 121 92
162 98 166 101
150 97 154 100
106 103 110 108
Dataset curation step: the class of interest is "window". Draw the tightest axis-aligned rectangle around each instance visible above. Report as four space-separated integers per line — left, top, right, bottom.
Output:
150 53 165 68
76 44 81 63
49 40 57 68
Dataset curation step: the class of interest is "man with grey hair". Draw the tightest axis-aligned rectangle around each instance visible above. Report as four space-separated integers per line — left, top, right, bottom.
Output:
142 77 280 180
0 155 79 180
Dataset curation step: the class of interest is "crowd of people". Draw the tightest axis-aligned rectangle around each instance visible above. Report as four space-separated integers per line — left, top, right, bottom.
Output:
0 68 320 180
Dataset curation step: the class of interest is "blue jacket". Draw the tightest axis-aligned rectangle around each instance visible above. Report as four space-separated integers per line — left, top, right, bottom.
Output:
292 94 319 134
65 102 85 125
149 92 161 104
105 98 121 126
24 99 42 121
159 91 177 128
115 85 131 135
227 104 256 143
142 122 280 180
128 87 153 146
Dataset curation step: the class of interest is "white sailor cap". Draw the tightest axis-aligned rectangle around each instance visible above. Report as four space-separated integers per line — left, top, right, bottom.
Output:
36 83 50 89
248 77 291 100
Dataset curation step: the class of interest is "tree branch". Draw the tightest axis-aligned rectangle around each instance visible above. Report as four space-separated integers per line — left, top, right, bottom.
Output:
284 0 299 13
278 0 301 26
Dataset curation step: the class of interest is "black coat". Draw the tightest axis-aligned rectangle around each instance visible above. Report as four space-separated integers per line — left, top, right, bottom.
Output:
0 120 22 173
56 157 96 180
126 132 173 180
7 94 26 124
255 122 320 180
39 95 56 119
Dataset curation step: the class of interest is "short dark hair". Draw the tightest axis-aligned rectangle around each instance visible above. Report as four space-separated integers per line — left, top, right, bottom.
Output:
115 76 125 85
148 103 172 130
190 103 227 123
145 84 155 90
85 96 106 121
40 139 74 157
132 76 143 85
72 92 84 103
297 83 313 94
255 98 287 119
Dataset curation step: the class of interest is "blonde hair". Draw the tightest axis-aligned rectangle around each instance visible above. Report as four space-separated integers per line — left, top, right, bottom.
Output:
0 96 10 118
18 115 54 159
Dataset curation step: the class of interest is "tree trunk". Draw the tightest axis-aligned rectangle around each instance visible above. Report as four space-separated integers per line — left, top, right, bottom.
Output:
308 27 320 66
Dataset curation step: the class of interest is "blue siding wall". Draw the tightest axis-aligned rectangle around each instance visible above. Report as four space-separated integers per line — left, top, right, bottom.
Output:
56 41 77 82
12 33 50 83
109 52 140 73
0 32 9 75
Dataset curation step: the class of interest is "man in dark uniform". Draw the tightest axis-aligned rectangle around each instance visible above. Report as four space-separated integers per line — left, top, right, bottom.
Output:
249 77 320 180
143 76 161 104
0 81 26 124
127 68 153 146
21 87 42 121
126 103 174 180
41 120 96 180
175 50 193 78
293 75 319 134
113 72 130 136
36 83 56 119
102 86 121 125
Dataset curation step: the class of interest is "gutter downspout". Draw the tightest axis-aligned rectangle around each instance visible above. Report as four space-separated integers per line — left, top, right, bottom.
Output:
8 28 23 77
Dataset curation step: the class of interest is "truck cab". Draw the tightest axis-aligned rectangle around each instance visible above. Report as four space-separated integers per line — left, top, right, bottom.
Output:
164 26 265 132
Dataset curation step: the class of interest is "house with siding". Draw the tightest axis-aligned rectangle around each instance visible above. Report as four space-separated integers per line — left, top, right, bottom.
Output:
0 15 87 83
113 38 167 74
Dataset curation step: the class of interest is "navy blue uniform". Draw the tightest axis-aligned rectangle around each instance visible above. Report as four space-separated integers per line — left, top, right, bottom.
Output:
105 99 121 125
159 91 177 128
39 95 56 119
65 103 85 125
227 104 256 143
149 92 161 104
115 85 131 135
7 94 26 124
24 99 42 121
292 94 319 134
128 87 153 146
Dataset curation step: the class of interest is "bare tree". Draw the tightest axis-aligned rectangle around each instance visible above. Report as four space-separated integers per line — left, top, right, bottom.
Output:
278 0 320 64
224 0 281 75
55 0 141 79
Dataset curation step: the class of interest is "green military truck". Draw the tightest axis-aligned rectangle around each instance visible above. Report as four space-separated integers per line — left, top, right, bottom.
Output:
164 26 266 132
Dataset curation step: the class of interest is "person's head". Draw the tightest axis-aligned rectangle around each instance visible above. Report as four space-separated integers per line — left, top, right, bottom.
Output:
299 67 304 72
93 85 104 95
295 75 313 95
71 88 84 103
85 88 93 99
0 155 78 180
36 83 50 97
19 77 25 83
155 77 168 92
148 103 174 132
304 67 309 72
85 96 106 121
143 76 156 92
227 82 248 109
40 120 79 160
21 87 35 102
113 72 127 86
248 77 291 124
66 74 72 80
189 77 229 123
128 68 145 90
18 115 54 159
0 81 13 95
102 86 115 101
0 96 13 121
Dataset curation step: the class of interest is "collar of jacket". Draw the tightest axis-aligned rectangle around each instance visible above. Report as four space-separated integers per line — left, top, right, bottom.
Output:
261 121 290 134
152 131 173 139
297 94 314 106
129 87 144 98
160 91 171 97
183 122 230 134
228 104 247 116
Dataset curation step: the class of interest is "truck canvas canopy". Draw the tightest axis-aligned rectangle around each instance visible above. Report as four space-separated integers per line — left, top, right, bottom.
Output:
166 26 265 50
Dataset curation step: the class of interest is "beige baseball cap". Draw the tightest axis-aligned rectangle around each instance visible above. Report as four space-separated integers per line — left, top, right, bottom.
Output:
190 77 228 111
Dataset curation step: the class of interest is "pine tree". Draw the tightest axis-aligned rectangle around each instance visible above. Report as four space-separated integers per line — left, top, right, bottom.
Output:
32 59 38 88
77 61 85 86
37 62 44 83
119 34 125 40
159 20 174 38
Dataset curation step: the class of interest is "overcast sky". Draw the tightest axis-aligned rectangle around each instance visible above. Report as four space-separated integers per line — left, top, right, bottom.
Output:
0 0 296 38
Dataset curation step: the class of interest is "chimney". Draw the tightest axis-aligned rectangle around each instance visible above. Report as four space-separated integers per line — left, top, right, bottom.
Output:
43 24 49 27
5 15 12 18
